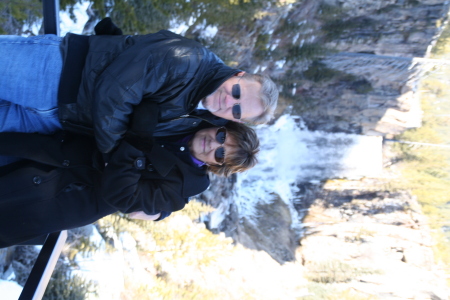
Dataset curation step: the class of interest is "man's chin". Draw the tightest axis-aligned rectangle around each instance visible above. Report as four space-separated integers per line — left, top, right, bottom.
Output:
205 103 219 113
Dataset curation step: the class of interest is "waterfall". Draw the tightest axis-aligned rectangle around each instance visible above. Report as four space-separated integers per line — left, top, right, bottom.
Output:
208 114 383 229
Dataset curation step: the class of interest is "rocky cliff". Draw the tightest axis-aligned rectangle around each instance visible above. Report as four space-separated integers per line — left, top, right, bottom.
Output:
202 0 449 136
298 178 449 299
199 1 450 298
200 144 450 299
198 0 449 249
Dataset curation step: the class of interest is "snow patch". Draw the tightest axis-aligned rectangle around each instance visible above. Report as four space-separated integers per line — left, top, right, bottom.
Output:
0 280 23 300
59 0 91 36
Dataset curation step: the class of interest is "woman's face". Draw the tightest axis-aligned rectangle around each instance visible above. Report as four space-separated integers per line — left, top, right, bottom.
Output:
189 127 236 165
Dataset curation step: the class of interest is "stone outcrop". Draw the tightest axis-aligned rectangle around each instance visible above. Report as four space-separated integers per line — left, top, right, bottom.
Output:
213 0 449 137
200 0 450 269
201 155 450 298
299 53 424 136
201 175 299 264
297 179 450 299
325 1 447 57
279 0 447 136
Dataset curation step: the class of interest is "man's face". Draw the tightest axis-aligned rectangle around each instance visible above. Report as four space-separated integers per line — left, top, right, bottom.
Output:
202 75 264 122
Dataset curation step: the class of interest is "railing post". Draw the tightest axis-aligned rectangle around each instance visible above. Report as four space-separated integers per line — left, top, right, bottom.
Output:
18 231 68 300
42 0 60 35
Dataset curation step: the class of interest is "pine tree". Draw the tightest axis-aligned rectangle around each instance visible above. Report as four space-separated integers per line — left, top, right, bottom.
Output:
43 262 97 300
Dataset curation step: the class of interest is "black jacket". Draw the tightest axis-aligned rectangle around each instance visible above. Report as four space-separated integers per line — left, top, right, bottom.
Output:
0 132 209 248
58 30 238 153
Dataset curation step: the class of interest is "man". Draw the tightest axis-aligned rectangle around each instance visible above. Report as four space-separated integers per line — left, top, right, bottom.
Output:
0 29 278 153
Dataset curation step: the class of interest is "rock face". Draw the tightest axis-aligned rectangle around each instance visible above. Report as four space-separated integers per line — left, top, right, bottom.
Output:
202 1 450 290
277 0 447 136
225 194 297 264
325 1 446 57
201 175 299 264
211 0 449 136
202 168 450 298
200 0 450 261
297 179 450 299
301 53 424 136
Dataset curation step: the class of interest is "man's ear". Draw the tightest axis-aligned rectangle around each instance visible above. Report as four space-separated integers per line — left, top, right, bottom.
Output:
236 71 245 77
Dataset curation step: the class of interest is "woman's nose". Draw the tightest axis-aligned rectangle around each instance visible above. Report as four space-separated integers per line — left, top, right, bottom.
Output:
210 138 222 150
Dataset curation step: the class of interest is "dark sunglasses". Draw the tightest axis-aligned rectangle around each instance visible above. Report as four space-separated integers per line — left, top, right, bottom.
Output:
231 77 242 120
214 127 227 165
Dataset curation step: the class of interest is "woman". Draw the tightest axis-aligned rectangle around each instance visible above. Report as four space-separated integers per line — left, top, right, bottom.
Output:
0 122 259 248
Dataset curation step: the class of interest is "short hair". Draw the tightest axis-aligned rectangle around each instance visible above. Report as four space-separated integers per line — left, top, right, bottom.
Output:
207 122 260 177
241 73 279 125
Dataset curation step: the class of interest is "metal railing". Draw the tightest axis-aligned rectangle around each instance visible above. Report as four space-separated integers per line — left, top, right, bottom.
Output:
42 0 60 36
19 232 67 300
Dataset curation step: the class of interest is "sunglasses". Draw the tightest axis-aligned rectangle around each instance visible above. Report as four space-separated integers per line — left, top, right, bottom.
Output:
231 76 242 120
214 127 227 165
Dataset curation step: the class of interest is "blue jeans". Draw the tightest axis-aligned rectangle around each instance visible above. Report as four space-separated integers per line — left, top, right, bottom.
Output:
0 35 63 166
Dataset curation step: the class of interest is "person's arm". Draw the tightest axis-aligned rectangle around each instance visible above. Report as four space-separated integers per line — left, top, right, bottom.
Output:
92 35 204 153
127 101 159 139
128 210 172 221
128 211 161 221
100 140 187 215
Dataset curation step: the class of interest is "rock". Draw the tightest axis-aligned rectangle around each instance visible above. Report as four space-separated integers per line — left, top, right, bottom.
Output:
202 186 298 264
1 264 16 281
297 182 450 299
221 0 448 138
0 247 15 278
231 194 298 264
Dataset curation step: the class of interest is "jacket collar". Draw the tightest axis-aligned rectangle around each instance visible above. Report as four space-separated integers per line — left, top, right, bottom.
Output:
149 142 210 197
149 143 176 177
180 164 209 197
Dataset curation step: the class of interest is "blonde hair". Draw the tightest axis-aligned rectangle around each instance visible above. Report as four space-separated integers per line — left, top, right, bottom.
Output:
240 73 279 125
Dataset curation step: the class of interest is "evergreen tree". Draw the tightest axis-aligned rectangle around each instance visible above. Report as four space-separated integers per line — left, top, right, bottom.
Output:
0 0 42 34
43 262 97 300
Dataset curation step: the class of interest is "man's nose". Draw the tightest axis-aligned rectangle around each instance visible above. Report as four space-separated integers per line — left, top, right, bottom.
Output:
224 94 237 108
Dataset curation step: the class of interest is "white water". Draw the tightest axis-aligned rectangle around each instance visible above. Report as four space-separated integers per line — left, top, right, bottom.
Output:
210 114 383 229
